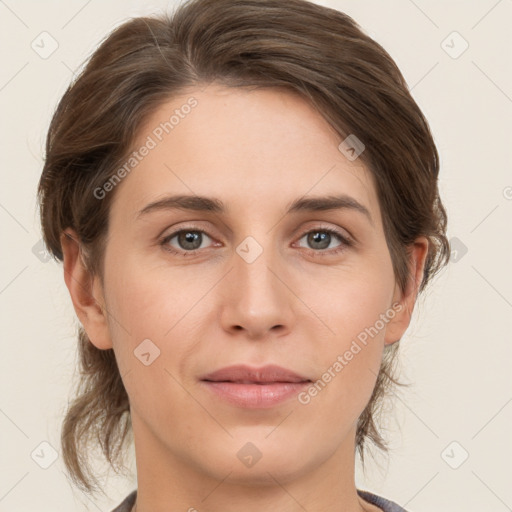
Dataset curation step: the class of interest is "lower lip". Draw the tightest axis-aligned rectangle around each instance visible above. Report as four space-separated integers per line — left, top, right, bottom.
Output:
201 381 310 408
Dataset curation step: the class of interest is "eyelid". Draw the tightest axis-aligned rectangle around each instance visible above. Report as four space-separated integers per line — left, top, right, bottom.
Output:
295 221 354 243
159 221 217 241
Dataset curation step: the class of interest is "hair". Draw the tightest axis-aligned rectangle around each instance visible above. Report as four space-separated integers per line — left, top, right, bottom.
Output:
37 0 450 496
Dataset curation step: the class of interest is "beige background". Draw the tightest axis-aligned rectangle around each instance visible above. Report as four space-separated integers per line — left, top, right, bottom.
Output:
1 0 511 510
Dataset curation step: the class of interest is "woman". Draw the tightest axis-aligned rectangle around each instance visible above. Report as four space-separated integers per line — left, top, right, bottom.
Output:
37 0 450 510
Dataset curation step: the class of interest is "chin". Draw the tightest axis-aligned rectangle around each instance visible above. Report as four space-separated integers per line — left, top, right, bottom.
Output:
196 437 318 486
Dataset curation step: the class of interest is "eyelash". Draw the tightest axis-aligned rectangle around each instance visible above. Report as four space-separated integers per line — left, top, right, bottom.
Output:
159 224 353 258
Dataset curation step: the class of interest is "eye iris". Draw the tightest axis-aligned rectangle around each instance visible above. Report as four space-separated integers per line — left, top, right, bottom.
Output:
171 229 339 253
179 231 202 250
308 231 330 250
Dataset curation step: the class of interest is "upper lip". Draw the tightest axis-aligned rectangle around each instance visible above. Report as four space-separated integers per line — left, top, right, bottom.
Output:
200 364 311 384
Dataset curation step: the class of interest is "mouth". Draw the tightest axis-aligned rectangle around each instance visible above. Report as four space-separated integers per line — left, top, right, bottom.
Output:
200 364 311 383
204 380 308 384
199 364 312 408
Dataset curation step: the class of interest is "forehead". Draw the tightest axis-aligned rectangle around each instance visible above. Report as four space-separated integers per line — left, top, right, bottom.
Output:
110 84 381 226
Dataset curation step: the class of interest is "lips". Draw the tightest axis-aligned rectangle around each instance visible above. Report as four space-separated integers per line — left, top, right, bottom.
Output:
200 364 311 384
199 365 312 408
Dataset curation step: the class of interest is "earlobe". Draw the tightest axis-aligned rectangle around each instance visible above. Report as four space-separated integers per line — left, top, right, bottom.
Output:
60 228 113 350
384 237 429 346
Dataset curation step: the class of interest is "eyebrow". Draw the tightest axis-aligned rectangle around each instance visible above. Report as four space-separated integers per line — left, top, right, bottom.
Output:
136 193 373 225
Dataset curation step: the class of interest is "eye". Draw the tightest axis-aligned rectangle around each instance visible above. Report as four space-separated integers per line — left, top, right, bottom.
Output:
160 228 215 256
159 225 353 258
296 227 352 256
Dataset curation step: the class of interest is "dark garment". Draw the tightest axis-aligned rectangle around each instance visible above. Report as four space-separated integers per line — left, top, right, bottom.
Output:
111 488 408 511
111 490 136 512
357 489 408 511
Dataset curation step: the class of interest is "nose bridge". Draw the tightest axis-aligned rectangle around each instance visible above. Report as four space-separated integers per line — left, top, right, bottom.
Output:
235 231 283 304
220 229 293 336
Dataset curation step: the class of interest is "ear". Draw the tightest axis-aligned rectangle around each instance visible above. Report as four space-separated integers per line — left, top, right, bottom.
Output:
384 237 429 346
60 228 113 350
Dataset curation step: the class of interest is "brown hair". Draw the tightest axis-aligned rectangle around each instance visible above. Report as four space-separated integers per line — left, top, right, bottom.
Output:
37 0 450 495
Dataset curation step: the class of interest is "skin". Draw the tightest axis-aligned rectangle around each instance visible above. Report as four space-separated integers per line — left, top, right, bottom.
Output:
61 83 428 512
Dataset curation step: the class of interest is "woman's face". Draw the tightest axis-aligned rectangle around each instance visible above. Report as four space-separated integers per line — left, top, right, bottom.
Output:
68 84 426 487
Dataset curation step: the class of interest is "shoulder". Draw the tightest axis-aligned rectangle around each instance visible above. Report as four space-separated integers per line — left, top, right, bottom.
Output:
357 489 409 512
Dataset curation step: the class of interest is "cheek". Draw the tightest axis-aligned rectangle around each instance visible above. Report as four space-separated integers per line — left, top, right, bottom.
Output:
99 255 179 385
104 253 182 335
309 264 394 346
102 252 212 399
102 264 200 422
301 271 393 412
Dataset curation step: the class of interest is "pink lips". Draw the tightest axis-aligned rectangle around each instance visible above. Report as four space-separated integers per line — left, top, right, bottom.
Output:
200 364 311 409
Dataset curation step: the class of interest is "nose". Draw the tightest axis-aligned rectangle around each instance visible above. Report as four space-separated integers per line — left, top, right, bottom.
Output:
218 239 294 340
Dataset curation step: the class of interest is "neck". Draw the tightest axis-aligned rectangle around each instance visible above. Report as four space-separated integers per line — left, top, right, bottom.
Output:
129 413 378 512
